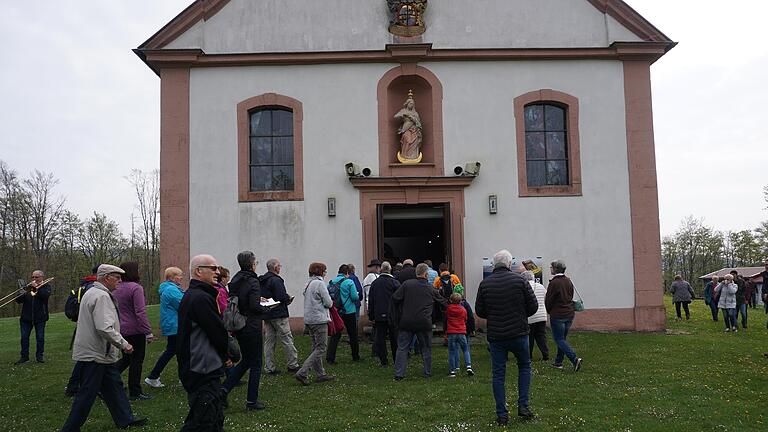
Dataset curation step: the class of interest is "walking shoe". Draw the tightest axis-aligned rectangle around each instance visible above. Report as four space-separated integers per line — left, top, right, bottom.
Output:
732 327 738 332
466 366 475 376
574 358 583 372
246 401 266 411
265 370 281 376
518 406 535 420
724 328 730 332
496 415 509 426
287 366 300 373
315 374 336 383
448 370 457 378
36 357 45 363
551 363 564 369
294 373 310 386
144 377 164 388
120 417 148 429
393 376 404 381
130 393 153 401
13 358 29 365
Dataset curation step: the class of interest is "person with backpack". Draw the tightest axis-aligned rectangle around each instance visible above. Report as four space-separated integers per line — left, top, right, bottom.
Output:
433 263 463 294
222 251 272 411
144 267 185 389
64 267 98 397
523 270 549 361
326 264 361 364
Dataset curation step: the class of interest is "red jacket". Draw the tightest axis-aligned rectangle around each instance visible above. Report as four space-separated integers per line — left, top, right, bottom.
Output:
446 303 467 335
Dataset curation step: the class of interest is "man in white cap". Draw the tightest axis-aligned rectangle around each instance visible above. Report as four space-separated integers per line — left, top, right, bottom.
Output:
61 264 147 431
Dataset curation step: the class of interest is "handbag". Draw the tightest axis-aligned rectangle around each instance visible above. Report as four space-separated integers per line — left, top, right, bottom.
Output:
328 305 346 336
572 286 585 312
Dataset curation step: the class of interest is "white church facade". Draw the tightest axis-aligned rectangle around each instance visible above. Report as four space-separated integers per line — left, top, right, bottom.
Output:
137 0 675 331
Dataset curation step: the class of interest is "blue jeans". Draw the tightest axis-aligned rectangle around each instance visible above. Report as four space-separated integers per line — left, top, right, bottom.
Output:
223 329 263 403
147 335 177 380
61 362 136 431
448 334 471 371
708 301 719 321
722 308 736 329
489 336 531 416
19 320 45 360
550 317 578 366
736 303 748 328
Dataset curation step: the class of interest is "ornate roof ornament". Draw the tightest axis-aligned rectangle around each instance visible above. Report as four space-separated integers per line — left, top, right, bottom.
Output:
387 0 428 37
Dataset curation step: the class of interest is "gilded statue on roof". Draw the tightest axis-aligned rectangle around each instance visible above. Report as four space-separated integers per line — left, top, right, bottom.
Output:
387 0 428 37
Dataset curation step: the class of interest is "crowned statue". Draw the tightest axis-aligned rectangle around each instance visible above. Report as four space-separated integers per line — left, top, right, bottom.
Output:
395 90 423 164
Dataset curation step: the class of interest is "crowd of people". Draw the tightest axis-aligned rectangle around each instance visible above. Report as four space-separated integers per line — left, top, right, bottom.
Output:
9 249 592 430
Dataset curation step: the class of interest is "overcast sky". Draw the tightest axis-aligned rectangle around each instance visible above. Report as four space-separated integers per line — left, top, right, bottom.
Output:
1 0 766 237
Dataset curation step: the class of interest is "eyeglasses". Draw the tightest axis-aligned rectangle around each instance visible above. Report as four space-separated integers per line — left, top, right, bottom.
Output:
197 265 219 271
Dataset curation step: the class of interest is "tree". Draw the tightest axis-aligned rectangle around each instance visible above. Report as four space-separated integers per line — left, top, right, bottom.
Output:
126 169 160 294
79 212 127 265
661 216 724 294
19 170 65 269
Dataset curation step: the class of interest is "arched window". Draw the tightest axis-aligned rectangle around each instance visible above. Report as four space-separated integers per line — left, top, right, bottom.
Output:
524 103 568 187
237 93 303 202
514 90 581 197
248 108 294 192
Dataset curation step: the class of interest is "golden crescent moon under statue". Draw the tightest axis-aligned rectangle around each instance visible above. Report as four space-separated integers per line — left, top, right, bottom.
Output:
397 151 423 164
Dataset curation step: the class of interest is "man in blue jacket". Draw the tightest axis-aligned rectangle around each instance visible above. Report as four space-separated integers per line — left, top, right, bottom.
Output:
14 270 52 364
326 264 360 363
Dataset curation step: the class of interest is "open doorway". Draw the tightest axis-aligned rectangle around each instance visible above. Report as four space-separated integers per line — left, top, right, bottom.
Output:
377 203 450 268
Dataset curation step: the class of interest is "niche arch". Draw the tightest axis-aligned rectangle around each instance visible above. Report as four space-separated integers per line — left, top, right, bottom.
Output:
377 65 444 177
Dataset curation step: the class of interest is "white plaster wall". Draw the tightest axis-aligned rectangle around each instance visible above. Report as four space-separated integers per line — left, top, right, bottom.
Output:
427 60 634 310
188 59 634 317
165 0 642 53
188 64 389 317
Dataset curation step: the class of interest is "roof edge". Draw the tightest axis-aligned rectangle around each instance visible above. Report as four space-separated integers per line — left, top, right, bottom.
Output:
586 0 673 42
139 0 231 50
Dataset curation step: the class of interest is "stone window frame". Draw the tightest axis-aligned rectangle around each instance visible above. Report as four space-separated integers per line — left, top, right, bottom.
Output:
237 93 304 202
514 89 582 197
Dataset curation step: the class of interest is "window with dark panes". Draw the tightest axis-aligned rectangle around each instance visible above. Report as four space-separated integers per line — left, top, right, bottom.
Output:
249 108 294 192
524 103 569 187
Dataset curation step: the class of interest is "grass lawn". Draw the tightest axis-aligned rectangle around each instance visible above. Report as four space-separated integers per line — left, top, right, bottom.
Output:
1 298 767 431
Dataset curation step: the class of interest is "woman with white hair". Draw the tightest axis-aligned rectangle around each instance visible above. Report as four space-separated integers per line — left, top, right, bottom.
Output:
715 274 738 332
523 271 548 361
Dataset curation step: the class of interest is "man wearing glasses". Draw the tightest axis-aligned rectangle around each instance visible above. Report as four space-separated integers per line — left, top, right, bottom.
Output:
61 264 147 431
178 254 232 431
14 270 52 364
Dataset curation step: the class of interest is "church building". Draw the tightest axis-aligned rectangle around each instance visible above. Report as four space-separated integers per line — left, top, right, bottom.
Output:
136 0 675 331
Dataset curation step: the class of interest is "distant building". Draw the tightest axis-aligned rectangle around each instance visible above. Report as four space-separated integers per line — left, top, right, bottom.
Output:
136 0 675 331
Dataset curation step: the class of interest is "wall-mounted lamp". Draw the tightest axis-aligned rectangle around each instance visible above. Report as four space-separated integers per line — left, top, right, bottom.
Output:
489 194 498 214
327 197 336 217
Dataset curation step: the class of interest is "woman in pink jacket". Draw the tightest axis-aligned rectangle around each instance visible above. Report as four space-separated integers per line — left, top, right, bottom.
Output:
113 261 154 400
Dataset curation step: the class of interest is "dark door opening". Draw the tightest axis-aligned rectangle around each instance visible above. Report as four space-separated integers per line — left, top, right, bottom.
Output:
377 203 450 268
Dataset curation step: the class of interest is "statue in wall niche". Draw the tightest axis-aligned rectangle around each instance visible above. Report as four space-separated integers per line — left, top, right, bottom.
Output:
387 0 428 37
395 90 423 164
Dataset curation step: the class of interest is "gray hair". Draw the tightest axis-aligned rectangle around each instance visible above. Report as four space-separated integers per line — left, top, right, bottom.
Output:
521 270 534 281
237 251 256 271
415 263 429 277
550 259 566 274
381 261 392 274
266 258 280 272
492 250 513 270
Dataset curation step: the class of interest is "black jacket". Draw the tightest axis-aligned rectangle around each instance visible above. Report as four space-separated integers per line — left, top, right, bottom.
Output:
16 283 51 323
475 267 538 342
396 265 417 284
177 279 229 393
258 271 291 320
229 270 270 331
368 273 400 322
392 277 446 332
